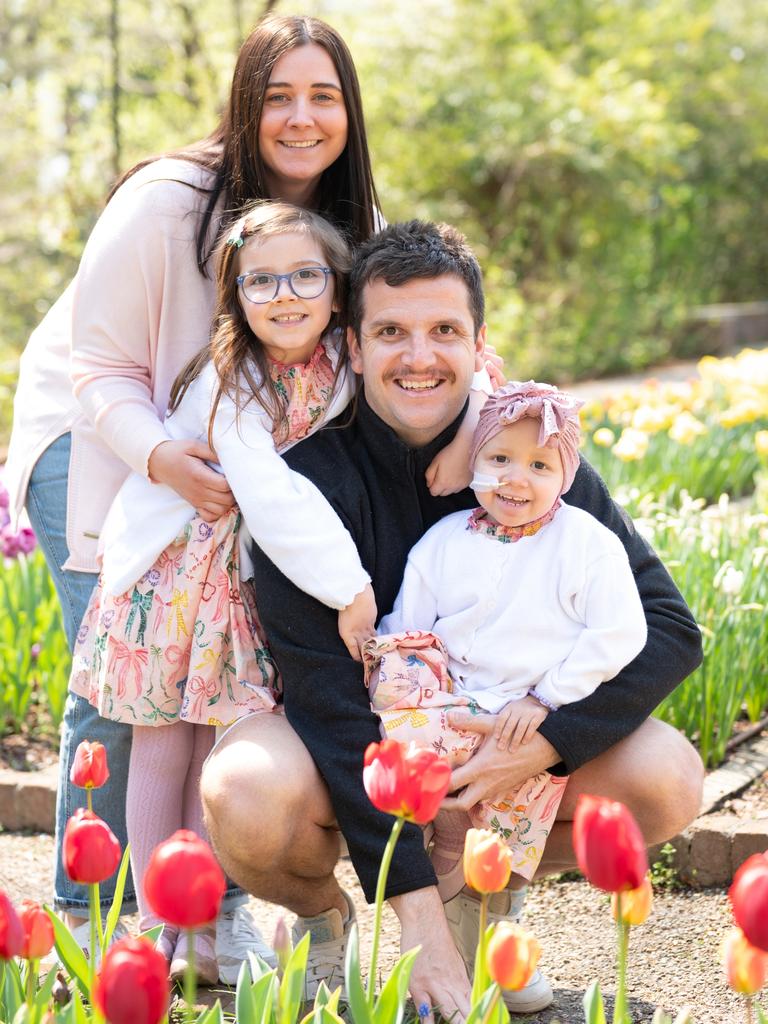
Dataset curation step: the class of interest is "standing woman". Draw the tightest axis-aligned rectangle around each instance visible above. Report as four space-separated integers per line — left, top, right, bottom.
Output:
4 13 379 977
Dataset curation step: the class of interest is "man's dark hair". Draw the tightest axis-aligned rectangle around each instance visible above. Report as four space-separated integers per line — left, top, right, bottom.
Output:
348 221 485 338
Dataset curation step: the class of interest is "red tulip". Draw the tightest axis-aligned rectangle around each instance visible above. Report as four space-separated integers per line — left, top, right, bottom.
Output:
70 740 110 790
0 891 23 960
486 923 541 990
18 901 55 960
463 828 513 894
363 739 451 825
92 936 169 1024
722 927 768 995
143 830 225 928
572 794 648 893
63 809 122 884
730 853 768 952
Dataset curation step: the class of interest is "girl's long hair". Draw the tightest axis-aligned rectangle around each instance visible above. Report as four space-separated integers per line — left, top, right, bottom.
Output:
168 203 351 448
110 14 379 272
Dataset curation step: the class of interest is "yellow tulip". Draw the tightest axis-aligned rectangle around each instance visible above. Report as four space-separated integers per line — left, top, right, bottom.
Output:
592 428 615 448
612 428 649 462
756 430 768 457
611 875 653 925
668 412 707 446
722 927 768 995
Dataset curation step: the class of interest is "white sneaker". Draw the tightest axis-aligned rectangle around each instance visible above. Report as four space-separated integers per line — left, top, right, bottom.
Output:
217 904 277 984
42 919 130 970
291 890 355 1001
444 887 553 1013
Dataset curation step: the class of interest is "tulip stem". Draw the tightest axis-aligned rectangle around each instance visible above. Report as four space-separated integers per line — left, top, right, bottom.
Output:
25 957 37 1013
746 995 754 1024
184 927 196 1024
87 790 93 813
367 815 405 1007
88 883 100 993
480 984 501 1024
612 896 630 1024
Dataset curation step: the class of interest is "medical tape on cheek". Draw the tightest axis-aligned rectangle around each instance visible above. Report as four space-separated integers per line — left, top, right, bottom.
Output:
470 472 505 492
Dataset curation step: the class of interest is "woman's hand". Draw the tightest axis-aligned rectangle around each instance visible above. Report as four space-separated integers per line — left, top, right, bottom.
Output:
338 583 377 661
148 439 235 521
441 712 559 810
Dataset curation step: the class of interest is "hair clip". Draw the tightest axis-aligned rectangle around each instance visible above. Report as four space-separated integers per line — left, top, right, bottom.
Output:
226 228 245 249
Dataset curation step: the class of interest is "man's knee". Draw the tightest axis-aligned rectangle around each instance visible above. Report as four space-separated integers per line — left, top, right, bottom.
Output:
562 717 704 844
201 714 333 866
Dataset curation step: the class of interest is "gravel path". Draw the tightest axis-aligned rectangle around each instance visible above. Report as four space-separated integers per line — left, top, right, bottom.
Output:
0 831 747 1023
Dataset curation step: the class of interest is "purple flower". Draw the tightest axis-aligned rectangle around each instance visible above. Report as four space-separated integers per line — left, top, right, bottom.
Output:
17 528 36 555
0 483 9 509
1 529 20 559
0 507 9 530
30 644 41 662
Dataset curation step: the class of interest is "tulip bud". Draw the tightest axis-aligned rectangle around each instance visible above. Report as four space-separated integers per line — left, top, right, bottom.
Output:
0 890 24 960
92 937 169 1024
730 853 768 952
18 901 55 960
463 829 513 895
611 876 653 926
363 739 451 825
273 918 292 973
572 795 648 893
486 923 541 991
63 809 122 884
722 927 768 995
144 830 225 928
70 740 110 791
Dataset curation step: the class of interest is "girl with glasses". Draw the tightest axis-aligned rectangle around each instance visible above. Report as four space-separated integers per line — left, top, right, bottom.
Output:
68 202 375 981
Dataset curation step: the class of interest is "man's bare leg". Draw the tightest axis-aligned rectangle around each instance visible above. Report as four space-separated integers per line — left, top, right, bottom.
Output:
200 713 347 919
536 717 704 876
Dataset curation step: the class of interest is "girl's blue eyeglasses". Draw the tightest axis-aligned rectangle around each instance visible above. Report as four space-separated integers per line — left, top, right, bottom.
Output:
236 267 334 304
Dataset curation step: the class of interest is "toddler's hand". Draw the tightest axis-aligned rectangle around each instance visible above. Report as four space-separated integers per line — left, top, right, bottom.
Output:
483 343 507 390
494 695 549 751
338 583 377 662
148 439 234 521
425 444 472 497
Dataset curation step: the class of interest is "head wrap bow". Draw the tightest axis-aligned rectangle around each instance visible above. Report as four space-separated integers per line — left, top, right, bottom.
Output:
470 380 584 496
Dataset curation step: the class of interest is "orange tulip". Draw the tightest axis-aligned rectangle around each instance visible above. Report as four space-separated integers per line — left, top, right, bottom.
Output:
722 927 768 996
486 923 541 991
463 828 513 894
611 875 653 926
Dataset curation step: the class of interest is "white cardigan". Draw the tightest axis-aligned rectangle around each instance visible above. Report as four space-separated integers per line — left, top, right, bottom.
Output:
379 503 647 712
100 346 369 611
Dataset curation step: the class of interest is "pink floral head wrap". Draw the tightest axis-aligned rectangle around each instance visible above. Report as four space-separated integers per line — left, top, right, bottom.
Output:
470 380 584 496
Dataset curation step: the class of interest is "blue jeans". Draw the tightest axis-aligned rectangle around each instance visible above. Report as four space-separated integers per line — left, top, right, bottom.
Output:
28 434 242 913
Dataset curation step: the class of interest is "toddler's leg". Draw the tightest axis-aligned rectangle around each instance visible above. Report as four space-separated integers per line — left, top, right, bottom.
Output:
127 722 195 959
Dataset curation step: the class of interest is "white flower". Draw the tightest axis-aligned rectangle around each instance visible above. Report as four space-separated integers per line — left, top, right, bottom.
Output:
714 561 744 596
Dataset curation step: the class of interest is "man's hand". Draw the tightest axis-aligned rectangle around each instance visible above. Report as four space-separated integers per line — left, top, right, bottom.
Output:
494 696 549 750
147 439 235 521
390 886 471 1024
337 583 377 661
442 713 560 811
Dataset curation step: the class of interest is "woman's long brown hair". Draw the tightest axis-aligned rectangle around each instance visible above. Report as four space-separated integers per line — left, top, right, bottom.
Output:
168 202 351 448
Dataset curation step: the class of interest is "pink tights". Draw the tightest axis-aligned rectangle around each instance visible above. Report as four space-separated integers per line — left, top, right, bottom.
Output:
127 722 215 937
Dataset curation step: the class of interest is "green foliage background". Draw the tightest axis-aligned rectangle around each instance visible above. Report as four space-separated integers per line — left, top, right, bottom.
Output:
3 0 768 444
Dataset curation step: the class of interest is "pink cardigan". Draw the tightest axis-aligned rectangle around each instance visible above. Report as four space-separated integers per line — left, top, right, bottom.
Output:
5 159 221 572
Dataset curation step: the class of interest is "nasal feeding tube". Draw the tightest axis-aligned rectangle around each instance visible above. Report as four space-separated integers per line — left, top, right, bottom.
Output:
470 472 508 492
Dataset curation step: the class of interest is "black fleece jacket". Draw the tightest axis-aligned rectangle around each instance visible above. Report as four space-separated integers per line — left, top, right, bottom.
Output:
249 394 703 902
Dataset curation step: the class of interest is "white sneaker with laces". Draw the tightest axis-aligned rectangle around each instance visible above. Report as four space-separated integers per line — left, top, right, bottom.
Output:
291 890 356 1002
444 887 554 1013
217 904 277 984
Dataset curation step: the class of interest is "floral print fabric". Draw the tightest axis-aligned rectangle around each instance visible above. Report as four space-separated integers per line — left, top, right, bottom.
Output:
364 629 568 880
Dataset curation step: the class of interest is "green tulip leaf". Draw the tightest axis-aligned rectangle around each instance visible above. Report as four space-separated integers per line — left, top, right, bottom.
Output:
279 930 310 1024
247 950 277 981
465 983 501 1024
195 1001 224 1023
45 906 90 998
372 948 418 1024
33 963 58 1009
235 956 259 1024
66 988 90 1024
138 924 164 944
249 965 278 1024
103 845 131 949
1 956 24 1020
342 923 371 1024
583 980 607 1024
